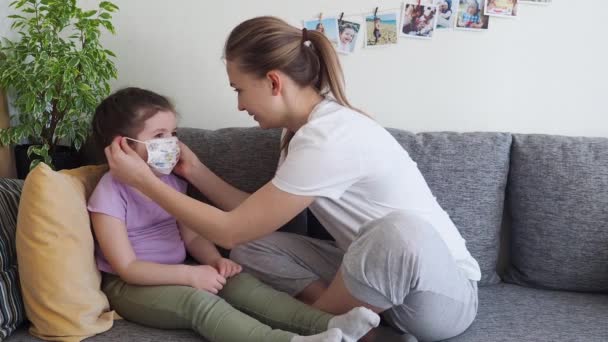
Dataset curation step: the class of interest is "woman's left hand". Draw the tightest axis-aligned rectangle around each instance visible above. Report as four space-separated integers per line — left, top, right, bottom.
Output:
105 137 154 187
213 258 243 278
173 141 203 181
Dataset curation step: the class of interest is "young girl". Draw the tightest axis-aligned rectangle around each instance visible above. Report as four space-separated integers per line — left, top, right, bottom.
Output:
105 17 480 342
88 87 380 342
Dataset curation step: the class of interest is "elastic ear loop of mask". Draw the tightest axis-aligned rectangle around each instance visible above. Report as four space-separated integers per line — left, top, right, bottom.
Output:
124 137 147 145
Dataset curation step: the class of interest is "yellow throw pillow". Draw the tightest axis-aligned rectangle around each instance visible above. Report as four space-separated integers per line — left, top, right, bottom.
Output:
16 163 115 342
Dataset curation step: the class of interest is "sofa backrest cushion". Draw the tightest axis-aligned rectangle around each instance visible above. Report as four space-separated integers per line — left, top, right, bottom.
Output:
0 178 26 341
178 127 512 285
179 127 281 192
178 127 308 237
388 130 512 285
504 134 608 292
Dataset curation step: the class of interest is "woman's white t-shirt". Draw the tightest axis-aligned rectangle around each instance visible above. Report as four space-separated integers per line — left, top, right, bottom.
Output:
272 99 481 281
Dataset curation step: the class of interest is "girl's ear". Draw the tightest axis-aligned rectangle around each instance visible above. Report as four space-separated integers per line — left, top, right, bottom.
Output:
267 70 282 96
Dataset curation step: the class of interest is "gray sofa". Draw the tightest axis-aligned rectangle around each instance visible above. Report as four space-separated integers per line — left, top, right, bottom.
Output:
2 127 607 342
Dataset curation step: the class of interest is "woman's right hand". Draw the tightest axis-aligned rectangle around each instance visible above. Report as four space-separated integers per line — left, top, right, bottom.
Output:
173 141 203 180
186 265 227 294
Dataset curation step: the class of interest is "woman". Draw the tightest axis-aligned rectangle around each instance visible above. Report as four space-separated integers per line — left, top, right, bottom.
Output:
105 16 480 342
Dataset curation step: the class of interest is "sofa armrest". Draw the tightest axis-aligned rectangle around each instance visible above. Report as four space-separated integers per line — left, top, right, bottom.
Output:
0 177 27 337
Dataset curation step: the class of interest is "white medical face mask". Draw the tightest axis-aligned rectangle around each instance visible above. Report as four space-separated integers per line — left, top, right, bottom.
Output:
126 136 180 175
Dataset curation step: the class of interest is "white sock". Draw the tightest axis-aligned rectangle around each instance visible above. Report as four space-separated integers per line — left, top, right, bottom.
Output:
291 328 342 342
328 307 381 342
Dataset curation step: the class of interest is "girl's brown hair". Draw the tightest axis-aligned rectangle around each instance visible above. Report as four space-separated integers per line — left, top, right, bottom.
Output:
223 16 366 152
91 87 175 161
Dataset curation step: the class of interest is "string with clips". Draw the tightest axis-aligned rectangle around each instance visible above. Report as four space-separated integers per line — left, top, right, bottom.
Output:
311 0 430 20
309 2 430 33
312 6 412 23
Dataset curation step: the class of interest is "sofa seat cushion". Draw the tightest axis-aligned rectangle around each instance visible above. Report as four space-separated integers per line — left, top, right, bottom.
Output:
505 134 608 292
445 283 608 341
10 284 607 342
9 320 203 342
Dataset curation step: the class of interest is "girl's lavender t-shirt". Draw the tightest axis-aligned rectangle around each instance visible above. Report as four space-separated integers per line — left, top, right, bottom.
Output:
87 172 188 274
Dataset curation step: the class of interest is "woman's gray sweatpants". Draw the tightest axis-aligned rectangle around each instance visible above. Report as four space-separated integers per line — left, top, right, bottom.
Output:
230 211 478 342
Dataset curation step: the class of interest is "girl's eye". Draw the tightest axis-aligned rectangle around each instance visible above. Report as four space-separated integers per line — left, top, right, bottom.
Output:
172 132 178 137
155 133 164 138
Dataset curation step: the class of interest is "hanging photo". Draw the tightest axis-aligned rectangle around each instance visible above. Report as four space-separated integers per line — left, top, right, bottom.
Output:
401 4 438 39
435 0 458 29
455 0 490 30
364 11 399 47
302 17 340 46
337 19 361 55
485 0 518 17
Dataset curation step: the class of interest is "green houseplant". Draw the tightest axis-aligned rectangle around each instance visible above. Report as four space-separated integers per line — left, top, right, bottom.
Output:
0 0 118 177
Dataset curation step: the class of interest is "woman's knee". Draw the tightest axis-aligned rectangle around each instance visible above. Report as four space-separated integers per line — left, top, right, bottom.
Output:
356 211 438 254
230 232 314 266
229 242 255 266
229 233 282 266
341 211 443 307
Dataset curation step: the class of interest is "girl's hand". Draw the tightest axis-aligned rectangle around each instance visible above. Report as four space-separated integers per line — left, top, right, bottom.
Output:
187 265 227 294
173 141 203 180
105 137 154 187
213 258 242 278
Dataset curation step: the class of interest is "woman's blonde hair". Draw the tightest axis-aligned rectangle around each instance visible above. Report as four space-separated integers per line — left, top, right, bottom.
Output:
223 16 366 152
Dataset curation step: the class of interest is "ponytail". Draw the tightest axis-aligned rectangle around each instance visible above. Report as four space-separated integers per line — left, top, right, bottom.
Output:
305 29 353 109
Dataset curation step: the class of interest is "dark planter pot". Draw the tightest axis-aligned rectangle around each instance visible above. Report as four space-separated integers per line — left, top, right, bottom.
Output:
14 144 82 180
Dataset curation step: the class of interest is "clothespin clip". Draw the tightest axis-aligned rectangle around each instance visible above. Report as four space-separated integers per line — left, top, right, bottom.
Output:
374 7 378 19
339 12 344 25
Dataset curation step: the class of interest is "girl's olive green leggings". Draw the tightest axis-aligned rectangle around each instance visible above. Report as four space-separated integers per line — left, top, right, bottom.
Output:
101 272 333 342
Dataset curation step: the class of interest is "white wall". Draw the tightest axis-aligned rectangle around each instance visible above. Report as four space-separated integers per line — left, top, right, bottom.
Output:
2 0 608 136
